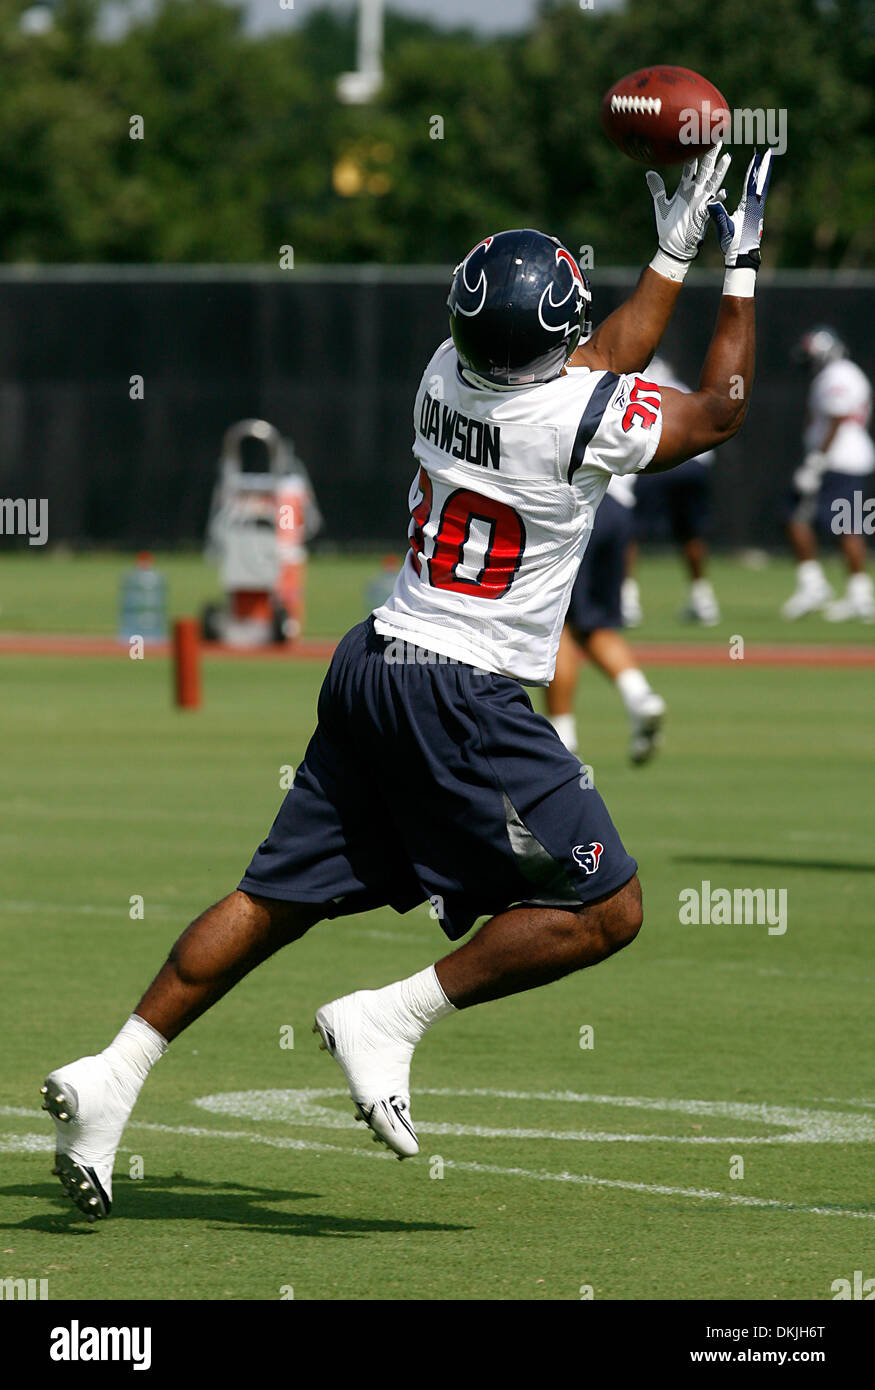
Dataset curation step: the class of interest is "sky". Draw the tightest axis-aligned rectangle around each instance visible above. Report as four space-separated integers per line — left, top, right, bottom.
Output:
244 0 623 37
89 0 624 43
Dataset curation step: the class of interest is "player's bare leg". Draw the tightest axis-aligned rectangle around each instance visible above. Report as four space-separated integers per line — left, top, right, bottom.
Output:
314 876 642 1158
680 537 720 624
434 874 643 1006
43 891 321 1218
620 539 643 626
583 626 638 680
544 625 582 753
839 532 867 576
782 516 833 618
683 536 708 581
134 891 321 1040
546 626 664 764
787 517 818 565
825 531 874 621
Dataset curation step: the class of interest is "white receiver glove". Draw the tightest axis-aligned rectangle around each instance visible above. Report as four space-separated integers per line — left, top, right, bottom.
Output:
793 451 828 496
647 143 731 283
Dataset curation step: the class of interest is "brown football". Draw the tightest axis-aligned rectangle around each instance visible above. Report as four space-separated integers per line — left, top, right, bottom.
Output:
600 66 729 166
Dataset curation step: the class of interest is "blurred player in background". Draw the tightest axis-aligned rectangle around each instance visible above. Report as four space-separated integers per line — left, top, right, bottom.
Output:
622 355 720 628
546 471 665 765
782 327 874 622
41 146 774 1219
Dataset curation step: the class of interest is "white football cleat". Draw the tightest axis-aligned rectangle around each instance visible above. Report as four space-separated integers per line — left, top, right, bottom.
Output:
629 691 666 765
680 579 720 627
781 577 833 620
41 1055 133 1219
313 992 419 1159
823 575 875 623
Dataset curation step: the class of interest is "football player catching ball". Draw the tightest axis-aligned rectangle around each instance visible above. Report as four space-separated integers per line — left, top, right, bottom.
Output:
43 144 772 1217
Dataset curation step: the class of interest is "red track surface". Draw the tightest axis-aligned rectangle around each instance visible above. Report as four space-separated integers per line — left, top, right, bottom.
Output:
0 633 337 660
1 632 873 666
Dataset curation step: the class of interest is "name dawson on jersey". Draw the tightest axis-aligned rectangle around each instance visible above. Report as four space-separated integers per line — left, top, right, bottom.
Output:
419 394 501 470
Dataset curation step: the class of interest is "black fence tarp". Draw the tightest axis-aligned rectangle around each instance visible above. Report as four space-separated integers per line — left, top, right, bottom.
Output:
0 268 872 549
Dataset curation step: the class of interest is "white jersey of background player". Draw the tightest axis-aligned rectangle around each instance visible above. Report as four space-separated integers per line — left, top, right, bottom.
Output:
804 357 873 475
374 337 662 685
783 327 874 622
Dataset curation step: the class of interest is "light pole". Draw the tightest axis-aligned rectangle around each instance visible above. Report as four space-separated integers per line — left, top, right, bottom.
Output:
19 1 56 34
337 0 384 104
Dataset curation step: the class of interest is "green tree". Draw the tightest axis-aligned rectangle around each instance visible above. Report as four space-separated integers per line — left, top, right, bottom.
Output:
0 0 870 266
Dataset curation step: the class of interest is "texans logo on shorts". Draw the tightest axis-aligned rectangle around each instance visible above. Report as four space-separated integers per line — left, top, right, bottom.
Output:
572 841 604 875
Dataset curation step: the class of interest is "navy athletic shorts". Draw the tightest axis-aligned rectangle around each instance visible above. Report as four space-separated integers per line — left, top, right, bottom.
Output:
565 494 632 634
239 618 637 940
636 459 711 544
785 468 873 536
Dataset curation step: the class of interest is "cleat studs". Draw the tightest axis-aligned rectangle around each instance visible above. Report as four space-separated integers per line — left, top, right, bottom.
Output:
58 1112 69 1121
40 1085 48 1095
54 1094 64 1104
80 1181 89 1191
89 1197 98 1207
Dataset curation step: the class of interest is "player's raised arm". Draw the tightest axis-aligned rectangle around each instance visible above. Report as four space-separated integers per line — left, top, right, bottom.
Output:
572 143 731 376
648 150 773 471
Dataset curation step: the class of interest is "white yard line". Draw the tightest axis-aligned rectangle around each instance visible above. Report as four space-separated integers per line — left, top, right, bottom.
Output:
3 1087 873 1222
3 1119 872 1223
3 901 175 920
191 1087 875 1144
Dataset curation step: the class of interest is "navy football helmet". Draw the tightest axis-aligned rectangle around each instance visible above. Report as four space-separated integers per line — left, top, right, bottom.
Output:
447 229 592 387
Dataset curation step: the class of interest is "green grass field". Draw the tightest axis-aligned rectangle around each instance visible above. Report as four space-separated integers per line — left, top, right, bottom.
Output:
1 545 873 644
1 552 873 1301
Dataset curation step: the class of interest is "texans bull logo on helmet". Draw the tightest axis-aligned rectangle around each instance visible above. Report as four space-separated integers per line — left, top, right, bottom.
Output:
538 248 589 338
452 236 495 317
572 841 604 875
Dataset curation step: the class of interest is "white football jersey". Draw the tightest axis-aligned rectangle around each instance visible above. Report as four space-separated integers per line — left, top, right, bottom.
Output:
373 339 663 683
804 359 874 475
606 472 637 509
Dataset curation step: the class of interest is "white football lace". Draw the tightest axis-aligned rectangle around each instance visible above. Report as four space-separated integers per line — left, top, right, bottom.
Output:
610 95 663 116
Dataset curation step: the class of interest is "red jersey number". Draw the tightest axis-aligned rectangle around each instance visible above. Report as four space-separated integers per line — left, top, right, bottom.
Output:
622 378 661 433
409 471 525 599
